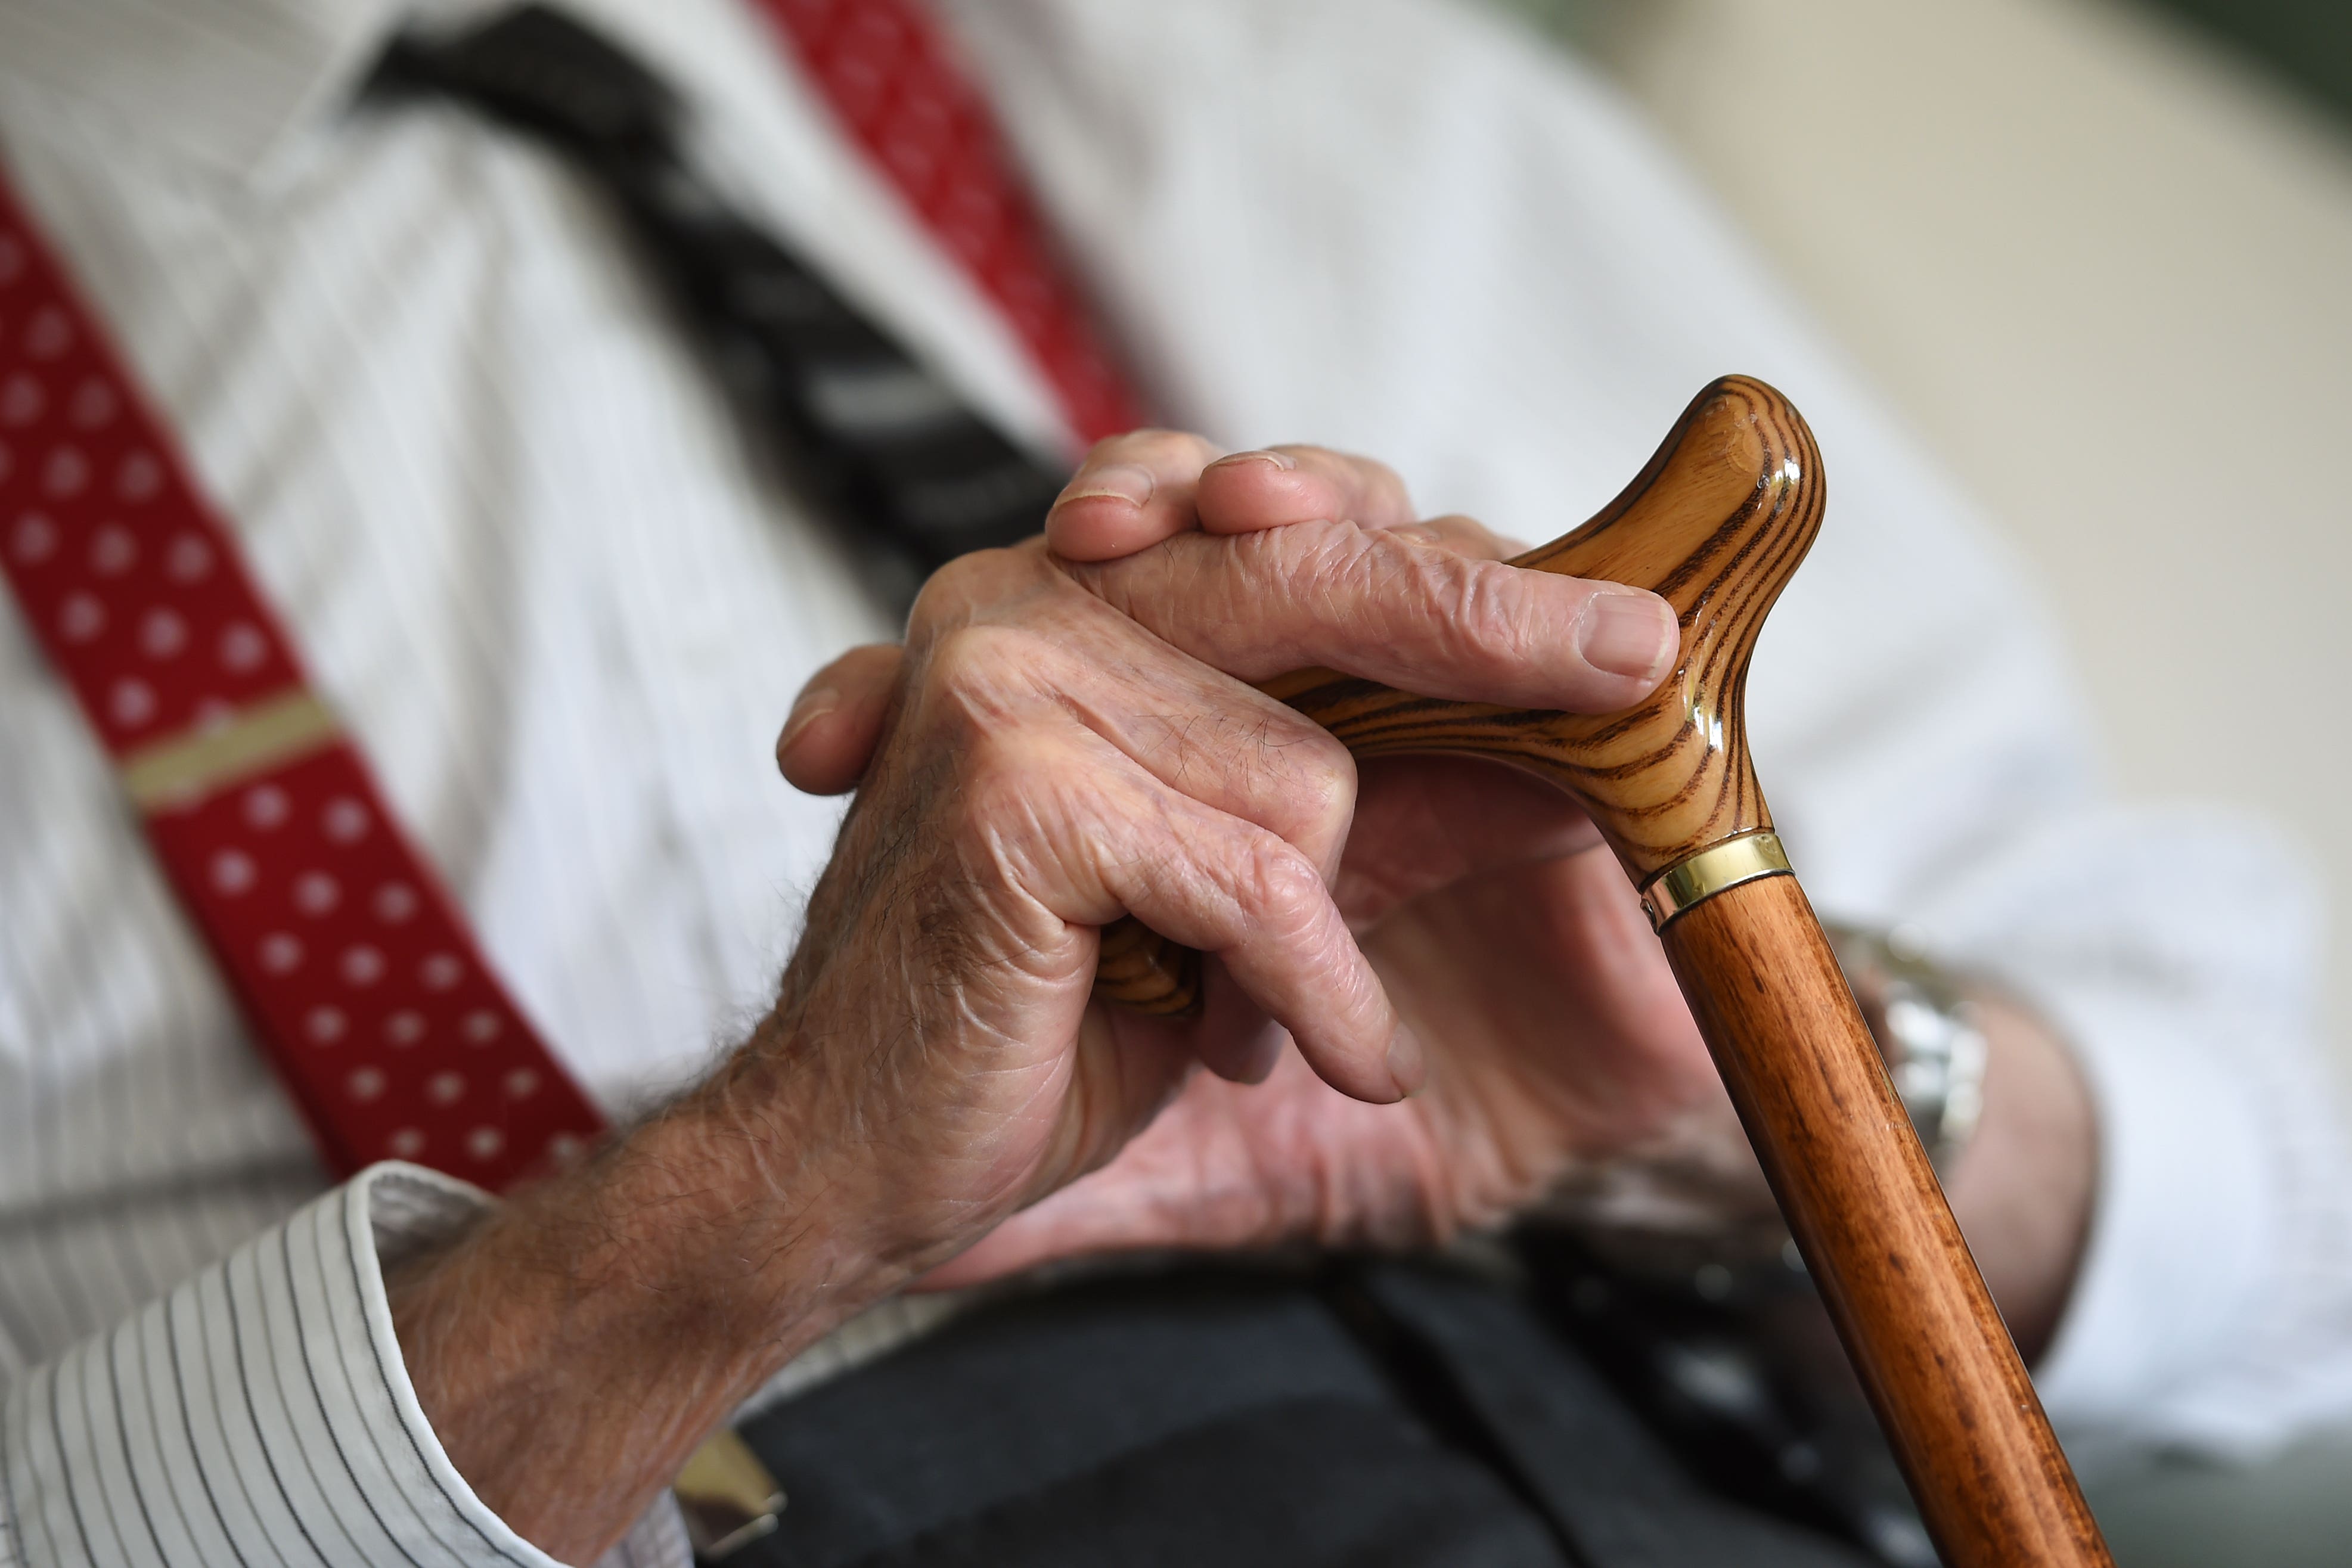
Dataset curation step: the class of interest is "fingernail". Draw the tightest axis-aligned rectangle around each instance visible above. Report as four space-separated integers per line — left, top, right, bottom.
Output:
780 688 837 753
1578 591 1678 682
1208 449 1296 473
1057 463 1155 508
1386 1026 1426 1099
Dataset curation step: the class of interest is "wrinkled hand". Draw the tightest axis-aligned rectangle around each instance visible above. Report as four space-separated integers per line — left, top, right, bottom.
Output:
776 433 1736 1288
758 433 1687 1287
392 431 1695 1564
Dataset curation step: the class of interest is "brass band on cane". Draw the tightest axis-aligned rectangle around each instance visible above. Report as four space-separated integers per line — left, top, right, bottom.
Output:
1639 831 1792 931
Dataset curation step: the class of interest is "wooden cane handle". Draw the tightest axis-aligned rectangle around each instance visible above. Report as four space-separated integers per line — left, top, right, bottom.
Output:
1090 375 2111 1565
1091 373 1808 1013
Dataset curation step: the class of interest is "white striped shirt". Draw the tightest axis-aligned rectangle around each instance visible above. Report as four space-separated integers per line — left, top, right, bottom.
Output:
1 0 2347 1563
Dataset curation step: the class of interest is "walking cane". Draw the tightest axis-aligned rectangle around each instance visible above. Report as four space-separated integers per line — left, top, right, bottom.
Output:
1091 376 2112 1567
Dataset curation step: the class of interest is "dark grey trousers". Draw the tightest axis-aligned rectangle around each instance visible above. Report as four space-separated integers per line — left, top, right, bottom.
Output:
725 1261 1873 1568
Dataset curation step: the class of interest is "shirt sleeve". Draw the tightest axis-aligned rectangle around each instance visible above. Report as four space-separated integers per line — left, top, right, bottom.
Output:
1918 802 2352 1469
0 1163 691 1568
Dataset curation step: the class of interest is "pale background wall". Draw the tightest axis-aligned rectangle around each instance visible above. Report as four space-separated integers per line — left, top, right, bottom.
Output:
1473 2 2352 1560
1501 0 2352 1088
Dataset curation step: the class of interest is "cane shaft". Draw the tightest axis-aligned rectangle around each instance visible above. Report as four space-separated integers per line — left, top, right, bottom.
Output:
1663 872 2108 1567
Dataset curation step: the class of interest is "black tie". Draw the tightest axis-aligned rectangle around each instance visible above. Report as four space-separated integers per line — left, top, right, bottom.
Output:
368 4 1077 605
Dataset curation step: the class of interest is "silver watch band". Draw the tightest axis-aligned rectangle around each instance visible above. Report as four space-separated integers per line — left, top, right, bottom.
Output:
1533 922 1991 1294
1824 924 1988 1174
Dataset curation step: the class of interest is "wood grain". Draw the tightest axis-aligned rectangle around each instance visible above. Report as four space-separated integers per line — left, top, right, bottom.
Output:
1093 373 1820 1013
1667 873 2108 1566
1086 375 2114 1564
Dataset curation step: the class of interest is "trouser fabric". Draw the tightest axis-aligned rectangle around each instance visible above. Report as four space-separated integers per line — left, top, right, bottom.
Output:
722 1260 1873 1568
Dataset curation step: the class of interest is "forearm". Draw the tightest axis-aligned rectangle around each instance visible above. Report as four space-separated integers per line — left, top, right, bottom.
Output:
388 1067 905 1564
1940 991 2098 1363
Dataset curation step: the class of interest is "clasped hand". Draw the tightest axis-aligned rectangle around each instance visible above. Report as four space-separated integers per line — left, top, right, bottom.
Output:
760 432 1724 1288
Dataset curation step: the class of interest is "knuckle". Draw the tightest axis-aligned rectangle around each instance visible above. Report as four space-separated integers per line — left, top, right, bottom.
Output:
1162 704 1355 858
1428 554 1529 675
1261 718 1356 839
1084 427 1218 470
1261 518 1371 606
911 547 991 613
845 641 909 680
922 622 1041 718
945 739 1081 880
1425 513 1509 559
956 743 1040 827
907 544 1042 635
1236 834 1327 934
1304 728 1358 818
1356 454 1411 508
1283 446 1409 517
1153 429 1224 468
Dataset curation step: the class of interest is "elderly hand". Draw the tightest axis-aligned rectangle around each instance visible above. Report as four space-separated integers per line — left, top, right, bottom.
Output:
764 432 1693 1269
386 429 1681 1563
783 433 1737 1286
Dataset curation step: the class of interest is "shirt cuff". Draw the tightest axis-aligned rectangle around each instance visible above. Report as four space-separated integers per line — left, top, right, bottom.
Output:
0 1163 690 1568
2011 980 2273 1467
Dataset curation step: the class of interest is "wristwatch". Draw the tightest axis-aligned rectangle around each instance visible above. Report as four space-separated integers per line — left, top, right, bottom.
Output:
1531 921 1991 1290
1823 923 1988 1175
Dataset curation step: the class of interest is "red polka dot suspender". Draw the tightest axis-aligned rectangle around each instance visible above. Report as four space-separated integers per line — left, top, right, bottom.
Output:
0 178 609 1189
0 2 1140 1193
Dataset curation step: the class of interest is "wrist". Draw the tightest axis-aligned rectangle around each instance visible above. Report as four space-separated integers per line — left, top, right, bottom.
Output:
387 1083 901 1560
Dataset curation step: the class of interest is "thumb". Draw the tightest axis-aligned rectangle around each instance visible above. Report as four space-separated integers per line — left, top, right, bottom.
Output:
776 643 905 794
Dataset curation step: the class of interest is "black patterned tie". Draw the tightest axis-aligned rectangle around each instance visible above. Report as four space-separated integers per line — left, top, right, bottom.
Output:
369 4 1075 605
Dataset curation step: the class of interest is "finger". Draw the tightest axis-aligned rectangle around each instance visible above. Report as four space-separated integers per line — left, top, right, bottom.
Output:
1001 606 1360 883
1100 815 1412 1103
1193 444 1416 537
914 607 1350 1083
776 644 905 794
1045 429 1224 562
1068 520 1681 712
988 733 1414 1101
1386 512 1521 560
